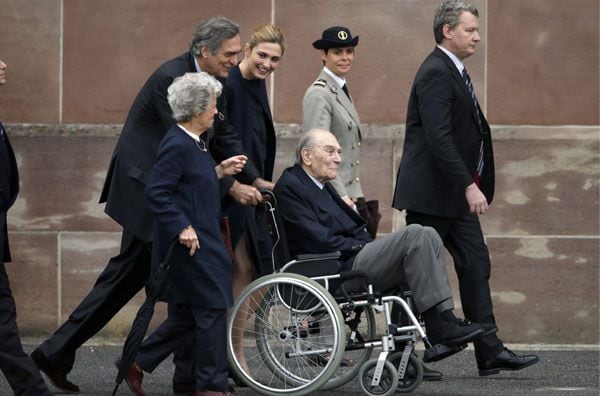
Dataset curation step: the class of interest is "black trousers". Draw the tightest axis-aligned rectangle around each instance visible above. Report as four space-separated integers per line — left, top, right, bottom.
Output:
136 303 228 392
38 230 192 382
0 263 52 395
406 211 504 362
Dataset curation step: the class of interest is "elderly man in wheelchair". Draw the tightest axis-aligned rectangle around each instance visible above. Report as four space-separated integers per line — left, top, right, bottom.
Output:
227 129 489 395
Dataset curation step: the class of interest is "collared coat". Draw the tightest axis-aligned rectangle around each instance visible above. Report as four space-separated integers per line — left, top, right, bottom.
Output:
302 70 363 199
99 52 258 242
0 122 19 262
393 47 495 218
144 125 233 308
273 164 370 271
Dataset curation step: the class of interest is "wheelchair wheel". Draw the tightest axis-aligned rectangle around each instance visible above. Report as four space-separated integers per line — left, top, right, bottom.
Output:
227 273 345 396
358 359 399 396
320 305 376 390
389 352 423 393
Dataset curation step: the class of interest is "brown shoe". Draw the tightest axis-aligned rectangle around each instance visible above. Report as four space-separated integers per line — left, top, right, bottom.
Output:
31 348 80 393
125 363 145 396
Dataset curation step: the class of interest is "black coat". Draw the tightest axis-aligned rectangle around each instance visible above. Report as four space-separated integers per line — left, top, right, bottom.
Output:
144 125 232 308
393 47 494 218
0 122 19 262
273 164 370 271
99 52 259 241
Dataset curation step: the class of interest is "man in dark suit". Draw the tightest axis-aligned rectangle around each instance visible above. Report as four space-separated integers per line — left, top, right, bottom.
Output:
31 17 266 394
0 58 53 395
274 129 485 360
392 0 538 376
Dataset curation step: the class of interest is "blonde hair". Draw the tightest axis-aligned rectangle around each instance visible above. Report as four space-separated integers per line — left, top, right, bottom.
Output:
247 23 285 55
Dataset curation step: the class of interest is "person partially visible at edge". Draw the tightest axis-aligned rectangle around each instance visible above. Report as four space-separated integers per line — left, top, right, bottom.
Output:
302 26 381 238
128 72 243 396
0 58 53 395
392 0 539 377
223 23 284 375
31 16 264 395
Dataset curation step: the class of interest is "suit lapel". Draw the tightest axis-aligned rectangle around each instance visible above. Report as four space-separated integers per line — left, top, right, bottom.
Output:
320 71 361 127
433 48 483 134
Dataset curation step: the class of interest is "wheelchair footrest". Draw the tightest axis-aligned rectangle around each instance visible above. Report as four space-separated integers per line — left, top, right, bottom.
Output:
423 343 467 363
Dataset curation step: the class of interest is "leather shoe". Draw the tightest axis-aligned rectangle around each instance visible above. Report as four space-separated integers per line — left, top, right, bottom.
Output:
478 348 539 376
174 381 195 395
456 318 498 337
31 348 80 393
195 389 235 396
429 320 483 347
422 364 443 381
125 363 145 396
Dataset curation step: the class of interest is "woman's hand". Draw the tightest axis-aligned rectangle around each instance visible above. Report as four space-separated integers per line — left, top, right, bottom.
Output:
179 225 200 256
216 155 247 179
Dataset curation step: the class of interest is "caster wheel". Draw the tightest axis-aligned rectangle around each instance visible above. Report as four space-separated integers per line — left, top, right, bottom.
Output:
358 359 399 396
389 352 423 393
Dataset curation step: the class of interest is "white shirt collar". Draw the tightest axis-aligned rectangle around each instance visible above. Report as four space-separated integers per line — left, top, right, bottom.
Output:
304 169 325 190
437 45 465 74
177 124 200 142
323 66 346 88
193 55 202 73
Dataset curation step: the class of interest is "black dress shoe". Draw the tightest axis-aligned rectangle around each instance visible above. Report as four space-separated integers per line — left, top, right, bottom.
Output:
478 348 539 376
422 364 443 381
429 320 484 347
31 348 80 393
456 318 498 337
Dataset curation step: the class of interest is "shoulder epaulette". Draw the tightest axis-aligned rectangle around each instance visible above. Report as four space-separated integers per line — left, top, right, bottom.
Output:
312 79 327 87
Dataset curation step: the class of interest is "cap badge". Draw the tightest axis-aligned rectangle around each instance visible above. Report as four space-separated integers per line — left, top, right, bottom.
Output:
338 30 348 40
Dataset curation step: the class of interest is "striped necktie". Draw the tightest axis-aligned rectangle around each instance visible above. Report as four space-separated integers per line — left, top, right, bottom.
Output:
462 68 484 178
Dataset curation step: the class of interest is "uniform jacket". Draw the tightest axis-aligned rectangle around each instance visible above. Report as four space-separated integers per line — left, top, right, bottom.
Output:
99 52 258 242
393 47 495 218
302 70 363 198
0 122 19 262
273 164 370 271
144 125 233 309
225 65 276 181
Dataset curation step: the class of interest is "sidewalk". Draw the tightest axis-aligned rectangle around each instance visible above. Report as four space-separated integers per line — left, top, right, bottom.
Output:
3 343 598 395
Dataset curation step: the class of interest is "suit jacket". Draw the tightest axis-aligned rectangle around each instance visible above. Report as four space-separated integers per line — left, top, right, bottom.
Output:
0 122 19 262
393 47 495 218
99 52 259 241
273 164 370 271
144 125 233 309
225 65 276 181
302 70 363 199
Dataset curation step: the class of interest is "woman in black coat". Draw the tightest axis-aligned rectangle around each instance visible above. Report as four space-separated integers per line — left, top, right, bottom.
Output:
127 72 246 396
224 23 284 372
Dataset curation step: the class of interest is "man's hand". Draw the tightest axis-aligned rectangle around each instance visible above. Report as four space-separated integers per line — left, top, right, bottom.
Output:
179 225 200 256
229 180 262 206
252 177 275 191
465 183 488 214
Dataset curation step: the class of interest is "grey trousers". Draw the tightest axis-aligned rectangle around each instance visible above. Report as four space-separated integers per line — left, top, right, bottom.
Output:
352 224 454 313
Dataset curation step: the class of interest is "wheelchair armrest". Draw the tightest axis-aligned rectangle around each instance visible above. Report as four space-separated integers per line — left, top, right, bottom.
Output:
338 270 368 281
280 251 341 278
296 251 341 261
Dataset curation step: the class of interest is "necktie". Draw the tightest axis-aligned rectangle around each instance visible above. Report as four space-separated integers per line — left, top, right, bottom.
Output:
462 68 485 178
341 84 352 102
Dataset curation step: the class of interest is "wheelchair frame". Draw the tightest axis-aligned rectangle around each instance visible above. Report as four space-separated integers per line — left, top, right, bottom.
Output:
226 192 432 395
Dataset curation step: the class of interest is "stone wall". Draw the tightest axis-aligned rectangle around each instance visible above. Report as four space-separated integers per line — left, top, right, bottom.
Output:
0 0 598 344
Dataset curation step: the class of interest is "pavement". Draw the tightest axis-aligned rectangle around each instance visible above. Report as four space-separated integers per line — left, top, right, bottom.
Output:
1 343 598 395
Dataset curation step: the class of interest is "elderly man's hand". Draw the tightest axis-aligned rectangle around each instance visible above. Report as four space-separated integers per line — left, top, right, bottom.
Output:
179 225 200 256
252 177 275 191
229 180 262 206
465 183 488 214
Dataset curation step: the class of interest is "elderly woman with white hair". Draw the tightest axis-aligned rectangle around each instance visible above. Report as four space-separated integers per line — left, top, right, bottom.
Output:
125 72 246 396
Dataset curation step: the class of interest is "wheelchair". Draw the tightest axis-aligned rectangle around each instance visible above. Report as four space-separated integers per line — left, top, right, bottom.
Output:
227 191 454 395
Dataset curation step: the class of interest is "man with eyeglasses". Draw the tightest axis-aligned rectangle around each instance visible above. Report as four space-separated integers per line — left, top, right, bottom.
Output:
31 16 266 395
